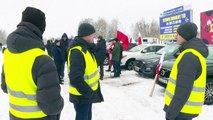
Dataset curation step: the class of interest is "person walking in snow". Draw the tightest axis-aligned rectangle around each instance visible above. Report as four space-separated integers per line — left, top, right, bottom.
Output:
164 22 209 120
110 38 121 78
67 23 104 120
1 7 64 120
60 33 69 61
95 36 107 80
60 33 69 80
52 40 65 84
105 41 114 72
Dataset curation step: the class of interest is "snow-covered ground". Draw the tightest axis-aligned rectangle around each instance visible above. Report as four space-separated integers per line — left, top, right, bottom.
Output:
0 53 212 120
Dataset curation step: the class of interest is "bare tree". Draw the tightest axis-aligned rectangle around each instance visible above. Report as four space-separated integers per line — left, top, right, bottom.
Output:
79 18 95 25
106 19 118 40
134 19 148 37
149 20 160 38
94 18 108 38
0 30 7 44
133 19 159 39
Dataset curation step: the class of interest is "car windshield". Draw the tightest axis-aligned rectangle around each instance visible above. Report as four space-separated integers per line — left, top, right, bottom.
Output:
128 44 147 52
207 46 213 60
156 44 180 55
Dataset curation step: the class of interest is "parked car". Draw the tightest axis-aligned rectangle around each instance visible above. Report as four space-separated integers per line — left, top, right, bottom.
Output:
121 44 166 70
134 44 180 77
158 45 213 105
104 43 137 65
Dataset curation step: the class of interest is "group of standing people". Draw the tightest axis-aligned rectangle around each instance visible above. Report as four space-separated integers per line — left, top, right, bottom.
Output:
1 6 208 120
45 33 70 84
1 6 104 120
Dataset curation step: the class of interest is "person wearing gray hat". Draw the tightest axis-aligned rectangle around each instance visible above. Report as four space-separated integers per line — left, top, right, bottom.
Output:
67 23 103 120
164 22 209 120
1 7 64 120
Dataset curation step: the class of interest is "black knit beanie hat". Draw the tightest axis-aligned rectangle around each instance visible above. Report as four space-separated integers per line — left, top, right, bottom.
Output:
78 23 95 37
22 7 46 33
177 22 198 40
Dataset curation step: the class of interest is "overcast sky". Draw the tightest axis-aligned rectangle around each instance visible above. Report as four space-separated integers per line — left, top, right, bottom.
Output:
0 0 213 39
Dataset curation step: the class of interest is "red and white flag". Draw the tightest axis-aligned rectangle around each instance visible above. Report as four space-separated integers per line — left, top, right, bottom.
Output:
155 52 165 78
149 52 165 97
117 23 130 50
138 32 143 45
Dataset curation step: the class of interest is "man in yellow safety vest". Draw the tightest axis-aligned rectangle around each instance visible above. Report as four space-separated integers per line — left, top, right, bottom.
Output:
164 22 209 120
1 7 64 120
67 23 104 120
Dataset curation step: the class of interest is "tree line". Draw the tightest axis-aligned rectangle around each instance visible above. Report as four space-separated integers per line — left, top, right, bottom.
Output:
0 18 160 44
80 18 160 41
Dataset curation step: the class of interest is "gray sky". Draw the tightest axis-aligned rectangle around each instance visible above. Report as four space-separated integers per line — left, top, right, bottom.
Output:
0 0 213 39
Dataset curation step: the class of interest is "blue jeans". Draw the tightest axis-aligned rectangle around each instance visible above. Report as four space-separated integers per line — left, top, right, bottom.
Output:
73 103 92 120
112 60 120 77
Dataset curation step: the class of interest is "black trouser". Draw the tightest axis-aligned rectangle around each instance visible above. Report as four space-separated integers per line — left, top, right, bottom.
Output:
99 62 104 79
55 63 64 83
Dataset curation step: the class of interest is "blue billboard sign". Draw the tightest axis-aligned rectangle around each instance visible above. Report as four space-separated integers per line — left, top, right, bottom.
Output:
163 6 184 16
160 10 192 40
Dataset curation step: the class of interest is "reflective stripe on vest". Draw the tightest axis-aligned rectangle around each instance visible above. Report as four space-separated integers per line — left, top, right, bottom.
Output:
68 46 99 96
164 49 206 114
4 48 47 119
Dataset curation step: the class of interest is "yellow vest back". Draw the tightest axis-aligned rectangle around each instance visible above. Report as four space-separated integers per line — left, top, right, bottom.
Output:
4 48 47 119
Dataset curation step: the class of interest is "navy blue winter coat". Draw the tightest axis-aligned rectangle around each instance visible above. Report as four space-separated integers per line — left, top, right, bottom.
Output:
95 39 106 65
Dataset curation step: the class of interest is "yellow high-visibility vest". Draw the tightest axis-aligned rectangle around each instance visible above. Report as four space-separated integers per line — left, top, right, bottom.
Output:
68 46 99 95
165 49 206 114
4 48 47 119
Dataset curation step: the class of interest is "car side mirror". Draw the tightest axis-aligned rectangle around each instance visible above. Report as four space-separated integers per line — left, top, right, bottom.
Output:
142 49 147 53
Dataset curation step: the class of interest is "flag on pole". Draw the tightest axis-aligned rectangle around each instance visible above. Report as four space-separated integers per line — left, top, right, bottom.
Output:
117 23 129 50
155 52 165 78
138 32 143 45
149 52 165 97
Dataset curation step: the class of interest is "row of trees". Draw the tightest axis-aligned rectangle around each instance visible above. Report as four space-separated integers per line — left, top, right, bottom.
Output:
0 18 160 44
80 18 160 41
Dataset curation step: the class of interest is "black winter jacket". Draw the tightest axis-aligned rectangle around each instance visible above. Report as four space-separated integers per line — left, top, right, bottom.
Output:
68 37 104 104
60 33 69 61
164 38 209 120
95 39 106 65
1 22 64 120
52 45 65 64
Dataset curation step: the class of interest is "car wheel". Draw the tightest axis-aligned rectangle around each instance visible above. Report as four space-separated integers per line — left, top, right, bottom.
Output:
126 60 134 70
104 56 109 65
204 82 213 105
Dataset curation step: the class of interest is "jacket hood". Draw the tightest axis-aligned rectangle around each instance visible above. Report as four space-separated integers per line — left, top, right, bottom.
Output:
61 33 68 40
6 22 45 53
181 37 209 58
